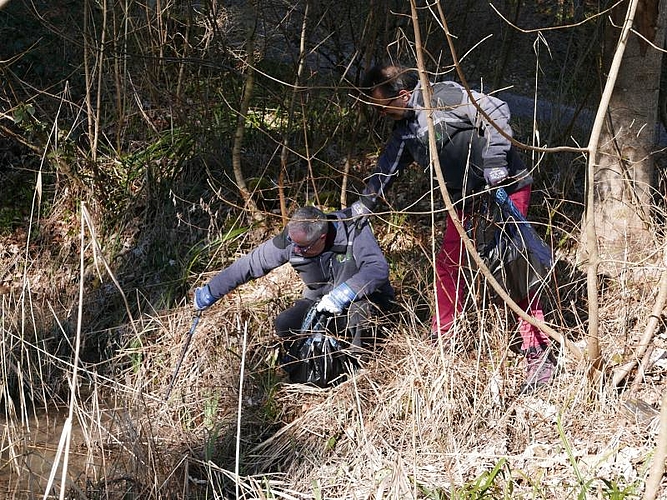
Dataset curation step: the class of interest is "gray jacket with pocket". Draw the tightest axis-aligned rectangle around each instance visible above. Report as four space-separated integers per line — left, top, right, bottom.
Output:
363 80 532 207
206 209 394 304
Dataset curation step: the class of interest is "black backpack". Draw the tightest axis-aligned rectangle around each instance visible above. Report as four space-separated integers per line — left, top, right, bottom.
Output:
281 303 358 388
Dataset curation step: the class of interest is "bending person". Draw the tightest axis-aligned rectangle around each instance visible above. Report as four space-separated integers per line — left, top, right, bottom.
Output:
352 63 554 393
193 206 395 356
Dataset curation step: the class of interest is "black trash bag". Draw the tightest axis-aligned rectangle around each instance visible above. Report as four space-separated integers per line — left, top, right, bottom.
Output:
281 304 357 388
470 190 552 303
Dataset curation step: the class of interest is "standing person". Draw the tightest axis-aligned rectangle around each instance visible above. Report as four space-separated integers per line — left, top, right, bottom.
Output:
352 64 554 392
193 206 395 353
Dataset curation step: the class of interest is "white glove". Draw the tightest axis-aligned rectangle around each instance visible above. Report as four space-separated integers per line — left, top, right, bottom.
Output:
316 294 343 314
316 284 355 314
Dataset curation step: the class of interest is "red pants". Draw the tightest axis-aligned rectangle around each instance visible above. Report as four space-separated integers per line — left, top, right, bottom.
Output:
432 185 550 352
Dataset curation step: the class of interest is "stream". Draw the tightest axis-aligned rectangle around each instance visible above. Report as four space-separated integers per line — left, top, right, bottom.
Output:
0 404 122 499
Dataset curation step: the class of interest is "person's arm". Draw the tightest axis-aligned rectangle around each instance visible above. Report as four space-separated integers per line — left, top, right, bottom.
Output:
316 223 390 314
345 224 390 298
194 236 290 310
456 84 513 184
356 125 415 212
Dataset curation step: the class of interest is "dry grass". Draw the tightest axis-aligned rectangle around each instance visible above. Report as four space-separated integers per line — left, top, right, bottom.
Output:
2 0 665 496
0 202 666 499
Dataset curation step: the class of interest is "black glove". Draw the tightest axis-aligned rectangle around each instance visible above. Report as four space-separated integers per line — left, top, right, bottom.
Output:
351 195 375 220
483 166 509 187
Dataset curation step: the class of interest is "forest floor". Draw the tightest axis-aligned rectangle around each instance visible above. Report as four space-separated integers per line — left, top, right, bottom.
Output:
1 195 666 498
2 1 667 497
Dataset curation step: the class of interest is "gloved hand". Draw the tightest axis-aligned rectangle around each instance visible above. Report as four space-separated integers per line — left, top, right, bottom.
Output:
350 196 375 220
484 166 509 187
316 283 356 314
193 284 217 311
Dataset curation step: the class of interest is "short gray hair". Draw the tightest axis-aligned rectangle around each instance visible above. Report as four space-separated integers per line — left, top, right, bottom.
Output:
287 206 328 241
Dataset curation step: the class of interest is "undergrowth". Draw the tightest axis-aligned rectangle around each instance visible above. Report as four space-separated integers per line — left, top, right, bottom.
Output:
1 1 665 498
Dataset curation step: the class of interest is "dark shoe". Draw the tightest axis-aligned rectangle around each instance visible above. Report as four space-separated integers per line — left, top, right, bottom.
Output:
520 346 556 395
430 329 451 342
430 331 460 354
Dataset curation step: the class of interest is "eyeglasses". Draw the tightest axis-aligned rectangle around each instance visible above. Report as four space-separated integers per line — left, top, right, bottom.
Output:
371 94 401 114
378 95 400 111
287 234 323 253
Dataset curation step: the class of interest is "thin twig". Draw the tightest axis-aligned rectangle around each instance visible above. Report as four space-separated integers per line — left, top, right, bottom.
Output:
235 319 248 500
613 242 667 388
643 387 667 500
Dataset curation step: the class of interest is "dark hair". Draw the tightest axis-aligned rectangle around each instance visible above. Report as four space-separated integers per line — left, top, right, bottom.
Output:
361 65 419 98
287 206 328 241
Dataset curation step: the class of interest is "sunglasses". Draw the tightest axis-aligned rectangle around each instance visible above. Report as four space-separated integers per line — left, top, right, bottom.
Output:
287 233 323 253
375 95 400 112
368 91 407 114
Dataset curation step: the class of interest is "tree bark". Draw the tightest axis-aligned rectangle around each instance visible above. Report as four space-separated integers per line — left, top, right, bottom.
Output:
591 0 666 277
231 16 260 218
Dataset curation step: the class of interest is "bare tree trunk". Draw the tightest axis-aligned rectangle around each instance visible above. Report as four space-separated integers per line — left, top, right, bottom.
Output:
341 0 379 209
579 0 666 383
231 19 260 218
491 0 521 91
83 0 107 162
591 0 665 277
111 0 129 152
278 0 310 224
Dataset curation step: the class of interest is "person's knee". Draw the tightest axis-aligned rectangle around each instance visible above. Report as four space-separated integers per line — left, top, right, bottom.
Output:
348 300 371 317
274 318 295 338
273 309 302 338
349 301 383 339
275 299 313 338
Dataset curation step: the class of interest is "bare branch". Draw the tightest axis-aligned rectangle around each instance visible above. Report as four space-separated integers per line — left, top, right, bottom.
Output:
489 1 623 33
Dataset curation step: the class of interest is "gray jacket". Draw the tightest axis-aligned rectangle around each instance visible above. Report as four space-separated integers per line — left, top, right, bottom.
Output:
364 80 532 206
206 210 394 303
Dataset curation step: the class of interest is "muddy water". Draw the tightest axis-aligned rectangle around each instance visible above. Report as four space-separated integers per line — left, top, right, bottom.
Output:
0 406 114 499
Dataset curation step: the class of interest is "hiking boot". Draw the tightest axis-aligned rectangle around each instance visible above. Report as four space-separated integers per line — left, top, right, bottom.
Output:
520 346 556 395
430 332 455 351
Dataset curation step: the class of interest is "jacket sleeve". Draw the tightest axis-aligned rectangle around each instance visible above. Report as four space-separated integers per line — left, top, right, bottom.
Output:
458 85 513 170
206 237 290 299
344 224 390 299
362 124 415 203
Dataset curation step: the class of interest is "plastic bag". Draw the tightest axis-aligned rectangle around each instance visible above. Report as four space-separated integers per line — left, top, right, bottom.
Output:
471 191 552 303
281 304 356 387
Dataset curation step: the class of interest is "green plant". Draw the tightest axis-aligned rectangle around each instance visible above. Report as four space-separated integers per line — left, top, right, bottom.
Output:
600 478 640 499
203 390 221 430
183 224 251 280
415 481 448 499
254 347 282 422
204 422 224 462
453 458 513 499
416 458 514 500
556 413 598 499
311 478 323 500
129 335 143 374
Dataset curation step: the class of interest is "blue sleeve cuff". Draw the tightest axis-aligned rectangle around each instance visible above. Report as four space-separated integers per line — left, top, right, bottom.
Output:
194 284 217 310
330 282 356 307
